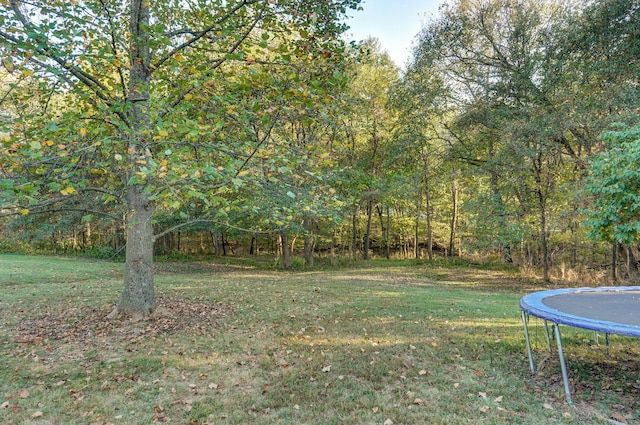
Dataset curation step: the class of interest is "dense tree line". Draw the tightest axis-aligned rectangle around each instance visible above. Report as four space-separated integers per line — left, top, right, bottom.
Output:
1 0 639 315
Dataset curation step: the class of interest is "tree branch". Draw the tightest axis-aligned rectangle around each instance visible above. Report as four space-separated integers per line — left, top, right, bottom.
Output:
151 0 263 71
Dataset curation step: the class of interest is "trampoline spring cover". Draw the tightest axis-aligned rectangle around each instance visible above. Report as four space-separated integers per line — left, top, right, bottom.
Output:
520 286 640 338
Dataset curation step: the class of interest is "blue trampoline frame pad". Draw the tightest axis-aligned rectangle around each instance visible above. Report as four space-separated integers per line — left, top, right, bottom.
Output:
520 286 640 404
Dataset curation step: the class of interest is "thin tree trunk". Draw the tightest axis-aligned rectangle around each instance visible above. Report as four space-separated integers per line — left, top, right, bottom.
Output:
612 242 619 283
211 231 220 256
425 177 433 261
331 230 336 266
376 205 390 259
415 186 421 259
281 232 292 268
303 216 315 266
448 180 459 257
221 232 227 256
385 205 391 259
351 206 359 259
532 152 551 282
363 198 374 260
537 187 550 282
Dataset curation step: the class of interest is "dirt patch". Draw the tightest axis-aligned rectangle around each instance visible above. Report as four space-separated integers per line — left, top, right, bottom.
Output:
9 297 231 348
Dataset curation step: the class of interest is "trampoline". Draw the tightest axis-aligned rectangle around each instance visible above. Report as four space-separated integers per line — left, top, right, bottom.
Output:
520 286 640 404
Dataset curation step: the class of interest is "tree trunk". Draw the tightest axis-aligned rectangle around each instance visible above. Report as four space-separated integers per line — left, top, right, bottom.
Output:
119 184 155 316
351 206 359 259
448 180 459 257
330 230 336 266
619 243 640 280
537 187 550 282
425 176 433 261
414 185 421 259
612 242 619 283
212 231 220 256
118 0 155 316
386 205 391 259
303 216 315 266
281 232 292 268
363 198 374 260
377 205 390 259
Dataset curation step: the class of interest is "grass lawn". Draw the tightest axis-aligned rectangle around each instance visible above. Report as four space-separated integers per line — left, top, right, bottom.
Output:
1 254 639 424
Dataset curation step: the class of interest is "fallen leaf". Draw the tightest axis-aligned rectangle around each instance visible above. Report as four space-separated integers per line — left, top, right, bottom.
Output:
494 396 503 403
418 369 428 376
480 406 491 412
322 365 331 372
372 407 379 413
413 398 425 405
543 403 554 410
32 411 43 418
478 392 487 399
453 383 460 388
1 401 9 409
384 419 394 425
610 413 628 424
17 390 29 398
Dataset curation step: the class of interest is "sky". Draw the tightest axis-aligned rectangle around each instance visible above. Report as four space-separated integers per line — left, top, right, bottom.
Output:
343 0 444 69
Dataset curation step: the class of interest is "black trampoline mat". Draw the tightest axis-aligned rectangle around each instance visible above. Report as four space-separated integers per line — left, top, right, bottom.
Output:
542 291 640 327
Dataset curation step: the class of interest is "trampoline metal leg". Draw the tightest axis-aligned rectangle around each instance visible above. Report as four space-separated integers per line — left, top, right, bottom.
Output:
522 310 536 373
553 323 573 405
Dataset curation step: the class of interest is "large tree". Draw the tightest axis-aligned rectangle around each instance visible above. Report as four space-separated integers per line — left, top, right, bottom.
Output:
0 0 360 316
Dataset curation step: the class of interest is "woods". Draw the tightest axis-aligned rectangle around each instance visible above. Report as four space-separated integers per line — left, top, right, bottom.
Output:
1 0 640 314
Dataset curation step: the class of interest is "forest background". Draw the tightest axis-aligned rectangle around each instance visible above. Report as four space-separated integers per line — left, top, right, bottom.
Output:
1 0 639 315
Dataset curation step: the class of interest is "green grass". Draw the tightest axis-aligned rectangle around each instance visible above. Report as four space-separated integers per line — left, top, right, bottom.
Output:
1 254 637 424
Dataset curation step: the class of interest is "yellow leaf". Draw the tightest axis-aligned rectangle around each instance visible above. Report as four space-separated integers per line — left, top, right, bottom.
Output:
237 170 250 177
60 186 76 196
20 208 29 215
78 127 87 137
184 93 193 101
44 140 54 146
320 152 330 159
157 130 169 138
